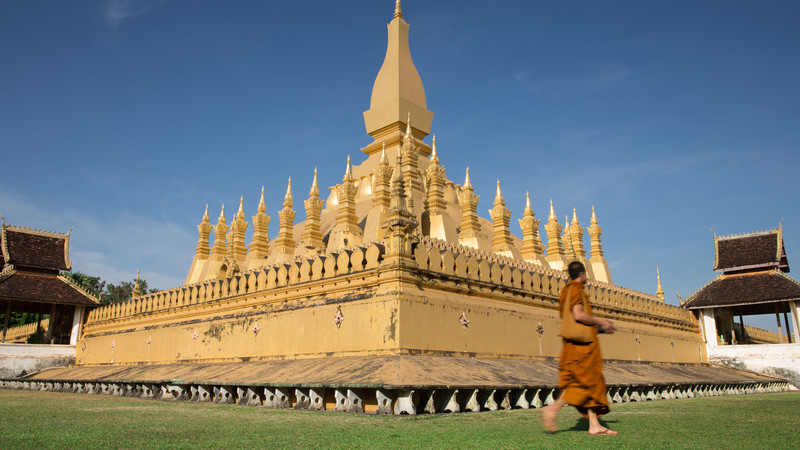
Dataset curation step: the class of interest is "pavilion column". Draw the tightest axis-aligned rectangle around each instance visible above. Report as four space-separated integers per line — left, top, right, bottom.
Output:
701 309 718 346
784 311 793 344
774 303 784 344
790 301 800 344
44 304 56 344
1 302 10 343
70 306 84 346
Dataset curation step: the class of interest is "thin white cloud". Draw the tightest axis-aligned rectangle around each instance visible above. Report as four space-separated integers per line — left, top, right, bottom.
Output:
0 188 189 290
105 0 166 29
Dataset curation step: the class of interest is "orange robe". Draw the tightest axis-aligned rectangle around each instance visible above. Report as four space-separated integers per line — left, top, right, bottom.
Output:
558 280 610 417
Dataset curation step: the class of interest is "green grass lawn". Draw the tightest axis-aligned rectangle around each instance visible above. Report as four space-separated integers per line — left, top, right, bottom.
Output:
0 389 797 449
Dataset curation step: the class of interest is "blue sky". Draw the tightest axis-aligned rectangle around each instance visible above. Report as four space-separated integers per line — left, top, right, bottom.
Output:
1 1 798 330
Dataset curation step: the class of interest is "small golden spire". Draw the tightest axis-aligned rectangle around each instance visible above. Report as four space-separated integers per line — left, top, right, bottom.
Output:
380 142 388 164
283 177 293 207
656 266 665 300
343 155 353 181
525 192 532 212
591 205 598 225
395 0 402 19
236 196 245 220
572 207 579 225
202 204 210 222
494 179 504 205
310 167 320 196
464 167 472 189
218 204 226 223
405 112 412 138
132 269 142 298
431 134 438 158
549 199 556 221
258 187 266 213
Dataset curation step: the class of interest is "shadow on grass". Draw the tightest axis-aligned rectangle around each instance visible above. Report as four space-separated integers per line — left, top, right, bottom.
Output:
562 417 620 434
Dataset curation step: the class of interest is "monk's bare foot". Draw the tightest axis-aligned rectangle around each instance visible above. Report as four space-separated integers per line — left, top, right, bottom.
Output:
588 427 618 436
541 405 558 433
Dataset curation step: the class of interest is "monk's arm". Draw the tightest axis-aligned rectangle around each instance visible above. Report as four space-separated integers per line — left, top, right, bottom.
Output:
572 304 616 333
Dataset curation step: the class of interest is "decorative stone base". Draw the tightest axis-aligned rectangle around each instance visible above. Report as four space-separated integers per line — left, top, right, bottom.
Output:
0 356 788 415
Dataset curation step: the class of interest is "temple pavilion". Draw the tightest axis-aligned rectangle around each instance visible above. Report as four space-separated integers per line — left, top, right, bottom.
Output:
0 221 98 344
683 225 800 345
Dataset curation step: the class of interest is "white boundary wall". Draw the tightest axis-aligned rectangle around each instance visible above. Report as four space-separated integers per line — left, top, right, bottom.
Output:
0 344 75 378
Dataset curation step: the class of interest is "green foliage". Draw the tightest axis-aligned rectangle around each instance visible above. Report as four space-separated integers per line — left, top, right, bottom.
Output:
0 312 37 329
0 390 797 448
62 271 105 297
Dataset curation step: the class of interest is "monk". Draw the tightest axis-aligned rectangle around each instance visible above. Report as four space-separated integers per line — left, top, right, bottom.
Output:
542 261 618 435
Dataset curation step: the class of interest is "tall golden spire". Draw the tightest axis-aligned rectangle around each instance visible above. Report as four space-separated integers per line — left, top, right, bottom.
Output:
400 113 421 212
656 266 665 301
229 196 249 262
458 167 481 249
489 180 518 259
132 269 142 299
563 215 576 261
195 204 213 259
587 205 604 258
382 148 418 258
363 0 433 155
301 168 325 251
249 187 271 259
268 178 296 264
373 143 393 213
587 206 612 284
425 134 447 214
544 200 565 268
210 204 228 262
328 156 363 251
570 208 585 258
519 192 546 264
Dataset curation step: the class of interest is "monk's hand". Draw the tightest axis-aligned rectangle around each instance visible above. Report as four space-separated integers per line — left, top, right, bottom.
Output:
600 320 616 334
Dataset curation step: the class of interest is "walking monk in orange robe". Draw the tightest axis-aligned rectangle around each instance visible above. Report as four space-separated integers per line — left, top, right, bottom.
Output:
542 261 618 435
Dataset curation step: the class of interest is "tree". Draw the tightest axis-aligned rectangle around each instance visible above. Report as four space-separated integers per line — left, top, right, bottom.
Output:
101 278 158 305
63 271 106 297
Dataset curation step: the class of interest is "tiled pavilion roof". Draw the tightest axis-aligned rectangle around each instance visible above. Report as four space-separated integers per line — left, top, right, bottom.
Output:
684 270 800 310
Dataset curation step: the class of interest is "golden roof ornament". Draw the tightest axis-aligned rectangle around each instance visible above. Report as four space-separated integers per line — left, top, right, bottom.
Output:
249 187 271 259
258 187 266 213
132 269 142 299
283 177 294 208
395 0 402 19
656 266 665 301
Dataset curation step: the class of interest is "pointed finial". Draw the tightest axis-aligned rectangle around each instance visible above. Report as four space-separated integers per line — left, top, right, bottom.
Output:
380 142 388 164
310 167 320 196
202 204 210 222
591 205 598 225
405 112 412 137
136 268 140 282
343 155 353 181
564 215 570 230
495 179 503 203
549 200 556 221
432 134 438 158
395 0 402 19
464 167 472 189
257 187 266 213
572 207 579 225
237 196 245 219
218 204 226 222
284 177 293 207
525 191 531 210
